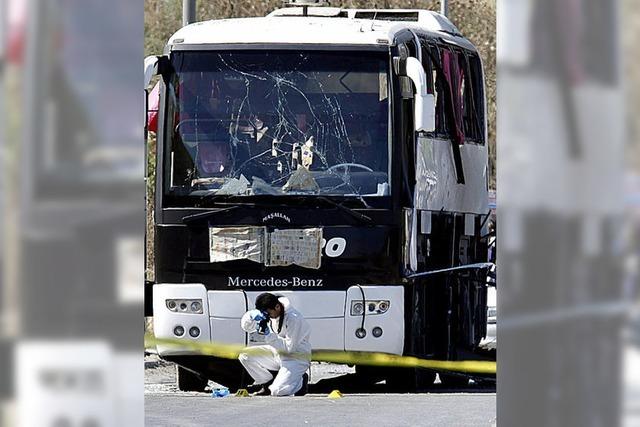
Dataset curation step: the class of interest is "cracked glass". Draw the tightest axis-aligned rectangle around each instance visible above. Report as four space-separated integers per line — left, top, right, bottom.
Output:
164 51 390 199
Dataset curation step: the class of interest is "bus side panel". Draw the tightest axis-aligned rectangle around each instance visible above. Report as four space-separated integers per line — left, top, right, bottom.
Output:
410 211 488 359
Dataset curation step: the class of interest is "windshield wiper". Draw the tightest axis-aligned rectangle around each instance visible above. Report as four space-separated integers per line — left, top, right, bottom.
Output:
183 196 373 225
315 196 373 225
182 206 239 224
352 193 372 209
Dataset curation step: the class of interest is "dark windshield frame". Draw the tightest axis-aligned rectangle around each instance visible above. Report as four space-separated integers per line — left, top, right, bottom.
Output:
160 48 393 207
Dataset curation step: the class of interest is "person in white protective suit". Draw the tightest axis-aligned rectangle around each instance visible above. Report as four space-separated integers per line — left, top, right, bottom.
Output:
239 293 311 396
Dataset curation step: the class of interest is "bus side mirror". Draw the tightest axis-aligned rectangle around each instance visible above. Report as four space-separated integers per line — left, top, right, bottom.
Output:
144 55 159 89
144 56 160 141
405 57 436 133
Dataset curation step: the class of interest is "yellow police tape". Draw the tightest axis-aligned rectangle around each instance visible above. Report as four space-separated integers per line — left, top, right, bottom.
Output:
145 335 496 375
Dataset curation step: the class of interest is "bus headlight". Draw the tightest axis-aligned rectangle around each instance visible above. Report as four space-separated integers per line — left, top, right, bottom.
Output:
351 302 364 316
166 299 204 314
173 326 185 337
191 301 202 313
350 300 390 315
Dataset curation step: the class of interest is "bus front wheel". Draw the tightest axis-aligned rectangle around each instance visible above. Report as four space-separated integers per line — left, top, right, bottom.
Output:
385 368 436 392
177 366 209 392
439 372 470 388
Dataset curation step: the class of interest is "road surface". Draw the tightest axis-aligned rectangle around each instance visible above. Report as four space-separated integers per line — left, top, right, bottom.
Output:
145 392 497 426
145 355 496 426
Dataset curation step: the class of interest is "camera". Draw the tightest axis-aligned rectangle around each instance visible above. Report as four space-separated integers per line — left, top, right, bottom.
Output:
257 317 270 335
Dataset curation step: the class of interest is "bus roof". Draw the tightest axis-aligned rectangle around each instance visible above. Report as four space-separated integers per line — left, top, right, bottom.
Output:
167 8 472 49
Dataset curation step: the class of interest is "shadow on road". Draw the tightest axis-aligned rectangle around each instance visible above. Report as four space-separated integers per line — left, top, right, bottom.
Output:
309 372 496 394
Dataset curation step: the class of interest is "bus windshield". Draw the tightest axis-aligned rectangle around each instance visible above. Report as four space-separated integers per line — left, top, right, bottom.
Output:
164 51 390 199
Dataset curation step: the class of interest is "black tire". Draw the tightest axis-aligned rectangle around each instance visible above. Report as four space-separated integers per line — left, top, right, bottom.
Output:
355 365 385 385
385 368 436 392
177 366 209 392
415 369 437 390
439 372 470 388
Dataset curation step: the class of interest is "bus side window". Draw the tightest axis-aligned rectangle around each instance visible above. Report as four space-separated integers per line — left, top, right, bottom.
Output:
419 42 435 95
461 54 485 144
424 43 485 146
418 40 485 146
423 43 449 139
419 41 441 136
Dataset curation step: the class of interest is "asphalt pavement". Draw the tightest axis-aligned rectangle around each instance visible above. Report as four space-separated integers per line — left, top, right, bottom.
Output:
145 356 496 426
145 392 497 426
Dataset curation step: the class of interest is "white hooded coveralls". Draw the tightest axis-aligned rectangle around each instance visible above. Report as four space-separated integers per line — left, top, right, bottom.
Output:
239 297 312 396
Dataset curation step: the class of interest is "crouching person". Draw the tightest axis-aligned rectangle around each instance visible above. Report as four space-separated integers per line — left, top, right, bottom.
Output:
239 293 311 396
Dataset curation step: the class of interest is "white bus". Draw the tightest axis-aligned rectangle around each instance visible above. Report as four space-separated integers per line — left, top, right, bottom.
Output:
145 4 491 391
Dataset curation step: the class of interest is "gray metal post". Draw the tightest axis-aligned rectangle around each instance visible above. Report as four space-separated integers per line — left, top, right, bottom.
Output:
440 0 449 17
183 0 197 26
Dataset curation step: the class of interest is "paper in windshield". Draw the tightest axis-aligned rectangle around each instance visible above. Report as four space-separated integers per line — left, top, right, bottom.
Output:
267 228 323 269
209 227 266 263
209 226 322 269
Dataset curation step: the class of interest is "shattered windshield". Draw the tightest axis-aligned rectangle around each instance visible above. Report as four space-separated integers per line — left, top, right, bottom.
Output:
164 51 390 198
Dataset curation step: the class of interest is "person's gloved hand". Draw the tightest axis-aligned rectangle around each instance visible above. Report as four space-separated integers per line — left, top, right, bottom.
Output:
248 309 266 321
257 318 270 336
